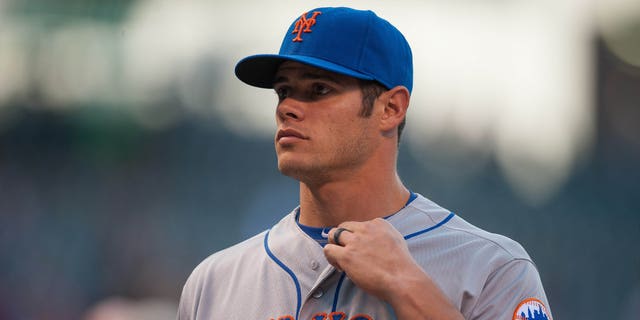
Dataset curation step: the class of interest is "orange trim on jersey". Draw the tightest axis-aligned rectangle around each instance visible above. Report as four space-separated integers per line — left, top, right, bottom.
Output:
277 316 295 320
311 312 327 320
327 311 346 320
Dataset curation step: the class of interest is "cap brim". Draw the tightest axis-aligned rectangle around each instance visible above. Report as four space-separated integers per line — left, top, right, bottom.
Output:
235 54 376 89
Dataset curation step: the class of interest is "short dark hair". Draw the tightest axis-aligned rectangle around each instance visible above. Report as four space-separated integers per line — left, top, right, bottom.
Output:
358 80 406 144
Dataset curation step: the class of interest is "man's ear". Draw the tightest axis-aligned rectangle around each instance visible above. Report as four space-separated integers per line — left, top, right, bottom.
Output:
379 86 410 133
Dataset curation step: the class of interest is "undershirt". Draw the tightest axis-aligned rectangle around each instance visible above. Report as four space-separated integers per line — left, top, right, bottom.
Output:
296 192 418 247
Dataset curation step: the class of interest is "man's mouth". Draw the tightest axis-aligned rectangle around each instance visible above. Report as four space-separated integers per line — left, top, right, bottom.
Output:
276 128 308 143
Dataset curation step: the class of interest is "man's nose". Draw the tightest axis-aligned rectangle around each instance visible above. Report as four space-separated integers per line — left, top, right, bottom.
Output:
276 98 305 122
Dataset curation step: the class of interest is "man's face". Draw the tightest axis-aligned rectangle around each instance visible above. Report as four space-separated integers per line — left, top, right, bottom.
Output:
272 61 380 184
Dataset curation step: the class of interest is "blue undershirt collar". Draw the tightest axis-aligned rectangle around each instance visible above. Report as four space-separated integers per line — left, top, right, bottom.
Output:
295 191 417 247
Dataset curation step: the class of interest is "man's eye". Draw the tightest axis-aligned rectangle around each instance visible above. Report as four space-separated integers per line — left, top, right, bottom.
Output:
275 88 289 100
312 84 330 96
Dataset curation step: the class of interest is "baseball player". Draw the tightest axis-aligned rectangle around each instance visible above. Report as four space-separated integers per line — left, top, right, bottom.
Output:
178 7 552 320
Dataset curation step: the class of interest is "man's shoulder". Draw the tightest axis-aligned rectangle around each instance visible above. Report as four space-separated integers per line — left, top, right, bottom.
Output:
446 216 532 261
192 230 268 277
185 211 296 284
178 227 280 317
402 194 532 262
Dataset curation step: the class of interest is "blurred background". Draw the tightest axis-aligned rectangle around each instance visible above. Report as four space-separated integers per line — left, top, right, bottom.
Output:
0 0 638 319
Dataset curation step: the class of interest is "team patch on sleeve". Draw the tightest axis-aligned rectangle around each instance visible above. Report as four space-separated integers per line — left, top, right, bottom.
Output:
512 298 551 320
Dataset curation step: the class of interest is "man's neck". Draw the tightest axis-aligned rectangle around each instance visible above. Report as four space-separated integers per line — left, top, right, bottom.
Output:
297 172 409 227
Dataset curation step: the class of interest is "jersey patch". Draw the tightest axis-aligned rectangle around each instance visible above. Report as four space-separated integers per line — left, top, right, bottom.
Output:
512 298 551 320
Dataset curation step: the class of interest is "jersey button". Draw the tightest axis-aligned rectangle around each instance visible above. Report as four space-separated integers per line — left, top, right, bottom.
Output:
312 289 324 299
310 260 319 270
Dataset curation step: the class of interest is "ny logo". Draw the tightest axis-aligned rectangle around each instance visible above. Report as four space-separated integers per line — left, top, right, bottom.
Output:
292 11 322 42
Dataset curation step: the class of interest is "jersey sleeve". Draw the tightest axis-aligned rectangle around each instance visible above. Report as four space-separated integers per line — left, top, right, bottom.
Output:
177 263 206 320
467 258 552 320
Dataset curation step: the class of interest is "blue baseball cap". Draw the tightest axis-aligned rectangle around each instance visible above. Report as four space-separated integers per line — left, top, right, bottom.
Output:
235 7 413 93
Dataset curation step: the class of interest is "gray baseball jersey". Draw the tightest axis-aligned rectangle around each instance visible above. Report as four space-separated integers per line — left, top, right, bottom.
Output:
178 193 552 320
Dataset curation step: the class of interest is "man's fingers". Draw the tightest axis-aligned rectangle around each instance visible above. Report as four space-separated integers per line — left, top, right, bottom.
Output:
328 226 354 246
329 227 352 246
323 243 345 271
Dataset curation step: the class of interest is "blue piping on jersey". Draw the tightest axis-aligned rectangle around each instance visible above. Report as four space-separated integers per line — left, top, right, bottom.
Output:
264 230 302 320
332 272 347 312
404 212 455 240
331 212 455 311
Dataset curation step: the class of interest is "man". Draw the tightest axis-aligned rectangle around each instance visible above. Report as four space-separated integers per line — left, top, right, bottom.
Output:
178 7 552 320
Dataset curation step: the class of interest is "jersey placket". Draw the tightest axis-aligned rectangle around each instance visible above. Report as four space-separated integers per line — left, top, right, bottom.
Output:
299 266 344 320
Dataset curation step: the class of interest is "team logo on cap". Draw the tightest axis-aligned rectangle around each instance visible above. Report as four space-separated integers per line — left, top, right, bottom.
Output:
512 298 551 320
292 11 322 42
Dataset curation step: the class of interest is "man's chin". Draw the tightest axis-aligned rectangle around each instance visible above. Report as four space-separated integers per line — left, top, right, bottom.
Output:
277 161 305 179
278 162 335 186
